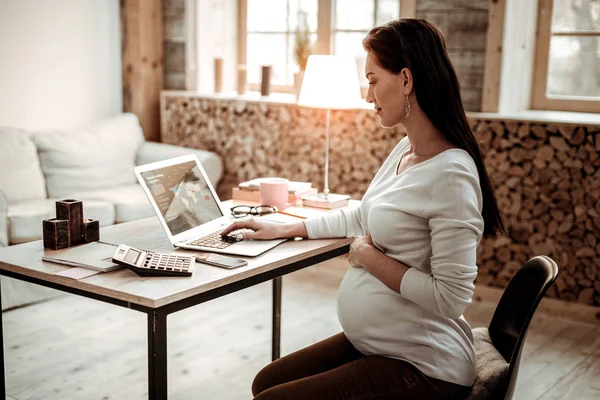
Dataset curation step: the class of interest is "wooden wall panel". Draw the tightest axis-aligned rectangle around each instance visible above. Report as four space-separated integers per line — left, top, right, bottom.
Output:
481 0 506 112
417 0 489 111
121 0 164 142
418 0 488 11
163 0 186 90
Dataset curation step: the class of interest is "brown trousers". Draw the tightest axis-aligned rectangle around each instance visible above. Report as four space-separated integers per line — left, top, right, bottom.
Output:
252 332 470 400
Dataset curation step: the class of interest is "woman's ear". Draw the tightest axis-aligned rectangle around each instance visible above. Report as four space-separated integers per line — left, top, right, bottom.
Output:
400 68 413 95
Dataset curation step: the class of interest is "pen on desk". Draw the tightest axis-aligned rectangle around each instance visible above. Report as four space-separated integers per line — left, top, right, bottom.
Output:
277 211 307 219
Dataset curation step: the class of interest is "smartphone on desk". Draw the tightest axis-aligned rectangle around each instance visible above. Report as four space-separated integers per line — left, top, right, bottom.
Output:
196 253 248 269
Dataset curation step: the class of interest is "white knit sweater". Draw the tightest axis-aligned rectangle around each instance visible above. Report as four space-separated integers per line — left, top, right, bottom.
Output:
303 136 484 386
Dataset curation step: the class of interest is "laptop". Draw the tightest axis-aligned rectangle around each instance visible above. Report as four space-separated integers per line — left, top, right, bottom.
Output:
134 154 286 257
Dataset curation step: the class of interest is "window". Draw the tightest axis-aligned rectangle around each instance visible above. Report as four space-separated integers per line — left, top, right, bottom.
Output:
242 0 402 92
532 0 600 112
333 0 400 57
246 0 318 89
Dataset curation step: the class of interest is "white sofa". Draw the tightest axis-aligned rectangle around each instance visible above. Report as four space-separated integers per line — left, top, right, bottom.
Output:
0 113 223 309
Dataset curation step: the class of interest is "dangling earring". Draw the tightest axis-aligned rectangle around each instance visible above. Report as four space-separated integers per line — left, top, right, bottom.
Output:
404 95 411 119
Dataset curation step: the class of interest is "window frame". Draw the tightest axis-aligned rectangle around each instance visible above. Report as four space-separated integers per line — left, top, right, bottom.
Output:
238 0 414 93
531 0 600 113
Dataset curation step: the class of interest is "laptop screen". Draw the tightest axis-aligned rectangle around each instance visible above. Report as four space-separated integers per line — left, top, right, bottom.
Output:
139 160 223 236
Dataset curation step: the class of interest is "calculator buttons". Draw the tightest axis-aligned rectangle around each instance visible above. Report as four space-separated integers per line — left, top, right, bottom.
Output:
115 251 194 276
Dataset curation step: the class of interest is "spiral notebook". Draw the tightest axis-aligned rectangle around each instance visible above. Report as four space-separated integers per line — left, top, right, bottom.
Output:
42 241 123 272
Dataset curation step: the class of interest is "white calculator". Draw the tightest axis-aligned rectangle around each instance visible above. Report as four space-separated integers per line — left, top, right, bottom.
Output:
112 244 195 277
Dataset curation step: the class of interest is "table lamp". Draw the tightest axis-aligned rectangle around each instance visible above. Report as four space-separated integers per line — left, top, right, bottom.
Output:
297 55 362 208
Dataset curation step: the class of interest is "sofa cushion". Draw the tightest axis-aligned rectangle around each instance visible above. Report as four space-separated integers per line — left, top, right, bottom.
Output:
0 191 8 247
0 128 47 202
68 184 155 223
7 199 115 245
465 327 510 400
33 113 145 198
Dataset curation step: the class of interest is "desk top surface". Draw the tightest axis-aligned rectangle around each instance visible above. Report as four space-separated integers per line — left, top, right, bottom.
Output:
0 200 357 308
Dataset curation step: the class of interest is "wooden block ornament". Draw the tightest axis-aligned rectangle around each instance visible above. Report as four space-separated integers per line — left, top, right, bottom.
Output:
56 199 84 245
42 218 70 250
82 219 100 243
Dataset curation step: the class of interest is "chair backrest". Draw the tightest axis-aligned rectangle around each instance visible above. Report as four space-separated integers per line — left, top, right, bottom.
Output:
488 255 559 400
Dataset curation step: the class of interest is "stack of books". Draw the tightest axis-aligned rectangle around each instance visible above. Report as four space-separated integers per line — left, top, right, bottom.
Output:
301 193 351 209
231 178 318 204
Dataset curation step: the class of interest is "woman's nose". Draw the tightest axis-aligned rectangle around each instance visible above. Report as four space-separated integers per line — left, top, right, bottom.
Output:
365 86 375 103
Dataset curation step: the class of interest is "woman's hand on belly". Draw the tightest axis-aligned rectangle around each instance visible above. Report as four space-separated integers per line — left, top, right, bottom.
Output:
349 233 410 294
349 233 377 268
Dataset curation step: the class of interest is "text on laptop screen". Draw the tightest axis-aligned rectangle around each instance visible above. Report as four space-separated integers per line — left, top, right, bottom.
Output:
139 161 223 236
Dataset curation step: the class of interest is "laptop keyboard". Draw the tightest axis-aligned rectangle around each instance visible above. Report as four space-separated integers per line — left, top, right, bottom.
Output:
186 229 250 249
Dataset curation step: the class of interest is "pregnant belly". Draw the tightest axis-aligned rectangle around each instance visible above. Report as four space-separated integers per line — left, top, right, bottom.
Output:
337 268 477 385
336 267 427 354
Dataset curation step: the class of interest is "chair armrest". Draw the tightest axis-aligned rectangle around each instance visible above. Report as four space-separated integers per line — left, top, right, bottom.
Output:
136 141 224 188
0 191 8 247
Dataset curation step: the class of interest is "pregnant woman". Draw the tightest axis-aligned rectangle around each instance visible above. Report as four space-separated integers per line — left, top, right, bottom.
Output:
221 18 506 400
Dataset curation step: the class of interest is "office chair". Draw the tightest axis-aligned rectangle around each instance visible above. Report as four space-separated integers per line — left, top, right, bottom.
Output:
466 255 559 400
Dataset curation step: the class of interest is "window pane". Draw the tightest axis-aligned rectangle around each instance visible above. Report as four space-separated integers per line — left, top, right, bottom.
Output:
333 31 369 57
551 0 600 32
376 0 400 26
547 36 600 97
335 0 374 31
289 0 318 32
333 32 369 88
247 33 289 85
248 0 288 32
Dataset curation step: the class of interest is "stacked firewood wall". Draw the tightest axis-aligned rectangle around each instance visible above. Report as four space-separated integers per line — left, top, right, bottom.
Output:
161 94 600 306
471 119 600 305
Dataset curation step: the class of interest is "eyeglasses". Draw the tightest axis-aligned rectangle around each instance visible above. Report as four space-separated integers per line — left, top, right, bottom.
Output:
230 205 278 218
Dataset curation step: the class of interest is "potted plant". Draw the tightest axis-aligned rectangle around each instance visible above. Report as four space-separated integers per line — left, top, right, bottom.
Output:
294 10 312 99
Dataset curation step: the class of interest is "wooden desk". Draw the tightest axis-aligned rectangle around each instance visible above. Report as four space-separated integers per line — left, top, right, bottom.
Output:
0 200 357 400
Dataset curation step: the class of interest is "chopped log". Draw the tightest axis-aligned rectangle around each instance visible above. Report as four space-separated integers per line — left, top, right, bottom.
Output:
507 165 524 176
497 247 512 263
509 148 523 163
558 124 575 140
489 121 504 135
531 125 547 139
578 288 595 305
538 145 554 161
517 123 530 138
576 248 596 257
493 236 513 248
550 136 570 151
569 127 586 145
523 137 538 148
504 122 519 135
585 233 596 247
558 218 573 234
547 220 558 236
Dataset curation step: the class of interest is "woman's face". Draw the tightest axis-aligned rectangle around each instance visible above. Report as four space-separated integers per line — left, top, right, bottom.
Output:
365 52 407 128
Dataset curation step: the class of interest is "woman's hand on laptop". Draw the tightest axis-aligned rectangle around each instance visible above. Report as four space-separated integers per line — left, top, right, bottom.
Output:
220 218 308 240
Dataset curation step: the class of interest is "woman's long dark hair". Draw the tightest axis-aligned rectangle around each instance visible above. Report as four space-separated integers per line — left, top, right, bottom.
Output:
364 19 506 237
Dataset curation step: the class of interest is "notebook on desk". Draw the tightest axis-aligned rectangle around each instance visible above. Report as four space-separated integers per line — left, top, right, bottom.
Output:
134 154 287 257
42 241 122 272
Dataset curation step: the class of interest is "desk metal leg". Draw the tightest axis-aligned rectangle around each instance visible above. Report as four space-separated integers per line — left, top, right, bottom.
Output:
272 277 282 361
148 308 168 400
0 284 5 399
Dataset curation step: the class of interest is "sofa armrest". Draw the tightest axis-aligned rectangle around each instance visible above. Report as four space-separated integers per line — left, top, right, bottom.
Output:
136 141 224 188
0 191 8 247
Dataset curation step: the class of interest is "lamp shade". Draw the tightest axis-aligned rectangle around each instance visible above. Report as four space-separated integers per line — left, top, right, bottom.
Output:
297 55 362 110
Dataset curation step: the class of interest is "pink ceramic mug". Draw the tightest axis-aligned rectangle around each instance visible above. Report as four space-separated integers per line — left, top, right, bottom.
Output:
260 178 289 210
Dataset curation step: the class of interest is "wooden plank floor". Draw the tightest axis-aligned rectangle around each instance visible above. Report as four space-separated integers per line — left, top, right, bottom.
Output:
2 255 599 400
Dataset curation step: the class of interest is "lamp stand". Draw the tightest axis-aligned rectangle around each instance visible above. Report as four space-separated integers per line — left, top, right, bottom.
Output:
300 108 350 209
323 108 331 198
